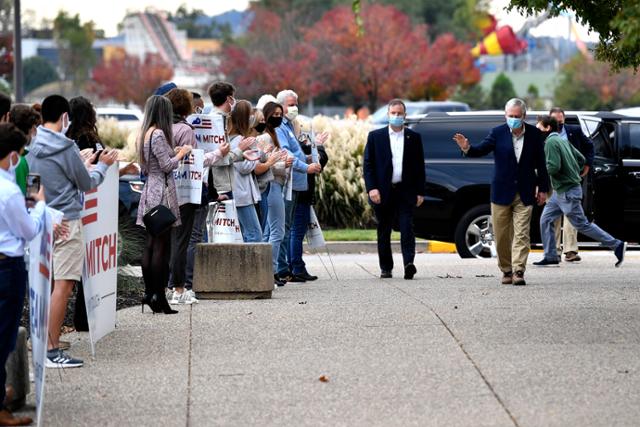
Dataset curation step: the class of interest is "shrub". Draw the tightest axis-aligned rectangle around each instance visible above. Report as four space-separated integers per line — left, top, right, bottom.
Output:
97 117 139 155
301 116 375 228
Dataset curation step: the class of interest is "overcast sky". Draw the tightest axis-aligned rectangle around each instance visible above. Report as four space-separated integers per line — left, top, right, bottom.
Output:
24 0 598 42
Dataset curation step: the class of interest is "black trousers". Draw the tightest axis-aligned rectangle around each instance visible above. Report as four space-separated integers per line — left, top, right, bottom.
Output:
169 203 197 287
373 186 416 272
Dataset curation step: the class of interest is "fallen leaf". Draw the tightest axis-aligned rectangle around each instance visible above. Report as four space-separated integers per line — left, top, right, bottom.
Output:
319 375 329 383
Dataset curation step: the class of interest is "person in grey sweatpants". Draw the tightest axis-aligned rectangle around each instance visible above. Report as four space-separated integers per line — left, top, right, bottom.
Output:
534 115 626 267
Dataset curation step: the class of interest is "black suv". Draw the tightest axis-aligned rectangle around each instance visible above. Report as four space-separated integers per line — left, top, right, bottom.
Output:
408 112 640 258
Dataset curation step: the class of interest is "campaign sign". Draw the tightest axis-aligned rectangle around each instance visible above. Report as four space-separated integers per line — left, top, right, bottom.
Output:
306 206 326 248
186 113 226 153
174 149 204 205
28 209 52 427
81 166 119 355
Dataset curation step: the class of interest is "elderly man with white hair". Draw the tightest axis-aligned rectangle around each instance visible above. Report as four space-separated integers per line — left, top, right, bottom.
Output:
452 98 550 286
274 89 322 283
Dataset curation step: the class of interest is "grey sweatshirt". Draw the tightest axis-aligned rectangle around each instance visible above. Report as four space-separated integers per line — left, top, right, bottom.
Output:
26 126 108 220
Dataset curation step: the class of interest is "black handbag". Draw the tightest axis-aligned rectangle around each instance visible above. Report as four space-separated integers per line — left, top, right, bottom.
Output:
142 135 177 236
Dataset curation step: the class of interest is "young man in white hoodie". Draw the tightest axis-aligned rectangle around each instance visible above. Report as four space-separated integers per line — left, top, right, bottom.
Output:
27 95 118 368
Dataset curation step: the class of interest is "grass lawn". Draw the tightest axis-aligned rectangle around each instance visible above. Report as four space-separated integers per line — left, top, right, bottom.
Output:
323 229 425 241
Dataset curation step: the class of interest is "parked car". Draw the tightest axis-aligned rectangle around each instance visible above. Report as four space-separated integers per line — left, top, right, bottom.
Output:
371 101 470 126
408 111 640 258
97 107 143 132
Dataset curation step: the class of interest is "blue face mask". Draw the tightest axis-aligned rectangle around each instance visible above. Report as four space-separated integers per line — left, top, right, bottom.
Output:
389 115 405 127
506 117 523 130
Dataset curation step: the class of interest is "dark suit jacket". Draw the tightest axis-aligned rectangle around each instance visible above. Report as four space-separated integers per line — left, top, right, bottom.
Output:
564 124 594 167
465 122 550 206
363 126 425 206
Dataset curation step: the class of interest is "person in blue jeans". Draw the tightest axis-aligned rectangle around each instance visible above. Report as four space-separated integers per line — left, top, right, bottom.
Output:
257 102 292 287
274 90 322 282
533 115 626 267
289 133 329 280
0 123 47 426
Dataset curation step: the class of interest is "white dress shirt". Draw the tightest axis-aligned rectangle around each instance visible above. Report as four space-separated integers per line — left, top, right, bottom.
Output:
389 126 404 183
0 167 45 257
512 127 525 163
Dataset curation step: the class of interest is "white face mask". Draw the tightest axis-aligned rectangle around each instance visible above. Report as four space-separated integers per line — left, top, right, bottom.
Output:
6 152 19 180
285 105 299 121
61 113 71 135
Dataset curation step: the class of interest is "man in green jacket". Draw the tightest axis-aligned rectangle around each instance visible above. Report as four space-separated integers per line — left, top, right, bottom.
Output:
534 115 626 267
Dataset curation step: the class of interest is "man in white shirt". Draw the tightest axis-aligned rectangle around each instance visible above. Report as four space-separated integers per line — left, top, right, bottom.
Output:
363 99 425 279
0 123 45 426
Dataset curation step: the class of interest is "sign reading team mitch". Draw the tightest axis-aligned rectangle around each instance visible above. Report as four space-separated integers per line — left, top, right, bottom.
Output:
81 166 119 354
186 113 226 153
28 209 53 427
174 149 204 205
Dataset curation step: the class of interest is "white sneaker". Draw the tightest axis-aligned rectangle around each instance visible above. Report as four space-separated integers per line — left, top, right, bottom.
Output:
169 290 193 305
186 289 199 303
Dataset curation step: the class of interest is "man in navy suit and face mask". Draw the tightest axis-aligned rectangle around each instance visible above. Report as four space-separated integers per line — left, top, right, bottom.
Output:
453 98 550 286
363 99 425 280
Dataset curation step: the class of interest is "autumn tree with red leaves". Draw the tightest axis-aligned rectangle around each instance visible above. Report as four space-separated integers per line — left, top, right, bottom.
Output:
306 4 480 109
219 7 321 102
91 53 173 107
220 4 479 110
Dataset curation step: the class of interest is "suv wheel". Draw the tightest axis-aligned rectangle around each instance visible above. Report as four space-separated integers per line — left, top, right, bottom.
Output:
454 204 496 258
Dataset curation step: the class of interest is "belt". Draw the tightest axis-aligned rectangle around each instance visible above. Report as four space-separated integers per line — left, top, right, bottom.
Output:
391 182 402 188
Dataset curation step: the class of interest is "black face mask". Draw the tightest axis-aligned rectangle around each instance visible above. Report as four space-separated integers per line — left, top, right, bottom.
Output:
268 116 283 128
255 122 267 133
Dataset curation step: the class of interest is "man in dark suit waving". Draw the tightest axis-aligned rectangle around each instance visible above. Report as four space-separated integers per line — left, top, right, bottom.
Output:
453 98 550 286
363 99 425 280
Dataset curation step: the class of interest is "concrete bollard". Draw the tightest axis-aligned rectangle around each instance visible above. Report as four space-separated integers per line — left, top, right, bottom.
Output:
5 326 29 411
193 243 273 299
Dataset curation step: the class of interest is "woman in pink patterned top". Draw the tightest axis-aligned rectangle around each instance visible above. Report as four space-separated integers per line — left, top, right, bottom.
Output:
136 95 192 314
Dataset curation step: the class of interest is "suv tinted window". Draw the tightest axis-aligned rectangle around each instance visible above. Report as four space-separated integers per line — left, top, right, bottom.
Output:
413 120 502 159
628 123 640 159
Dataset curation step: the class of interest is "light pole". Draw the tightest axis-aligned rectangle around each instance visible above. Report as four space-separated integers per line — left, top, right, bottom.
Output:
14 0 22 102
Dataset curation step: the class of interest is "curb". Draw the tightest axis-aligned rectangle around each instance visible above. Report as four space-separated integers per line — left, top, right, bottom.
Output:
304 241 457 254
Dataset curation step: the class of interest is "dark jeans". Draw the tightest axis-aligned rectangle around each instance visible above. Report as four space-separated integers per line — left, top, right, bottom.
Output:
290 200 311 275
0 256 27 406
373 187 416 271
186 205 207 289
277 191 299 276
169 203 197 287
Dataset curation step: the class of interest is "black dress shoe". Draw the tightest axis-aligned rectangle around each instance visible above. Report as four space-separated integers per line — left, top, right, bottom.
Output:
274 275 286 287
297 272 318 281
380 270 392 279
404 263 417 280
289 274 307 283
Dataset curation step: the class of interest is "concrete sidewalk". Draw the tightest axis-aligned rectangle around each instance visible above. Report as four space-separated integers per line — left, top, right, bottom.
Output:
19 252 640 426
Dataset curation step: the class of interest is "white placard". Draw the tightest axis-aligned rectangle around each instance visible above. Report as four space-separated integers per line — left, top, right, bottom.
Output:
81 166 119 354
306 206 326 248
174 149 204 205
186 113 226 153
28 208 53 427
206 200 243 243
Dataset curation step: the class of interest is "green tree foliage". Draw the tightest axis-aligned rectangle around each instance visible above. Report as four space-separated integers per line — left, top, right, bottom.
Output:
554 54 640 110
24 56 59 94
452 83 488 110
488 73 517 109
171 5 233 39
509 0 640 70
53 11 96 90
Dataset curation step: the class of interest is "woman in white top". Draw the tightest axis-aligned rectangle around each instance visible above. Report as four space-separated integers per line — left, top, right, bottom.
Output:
227 100 264 242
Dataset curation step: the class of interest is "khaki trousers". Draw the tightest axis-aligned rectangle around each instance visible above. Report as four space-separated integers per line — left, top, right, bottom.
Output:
491 193 533 273
554 216 578 254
